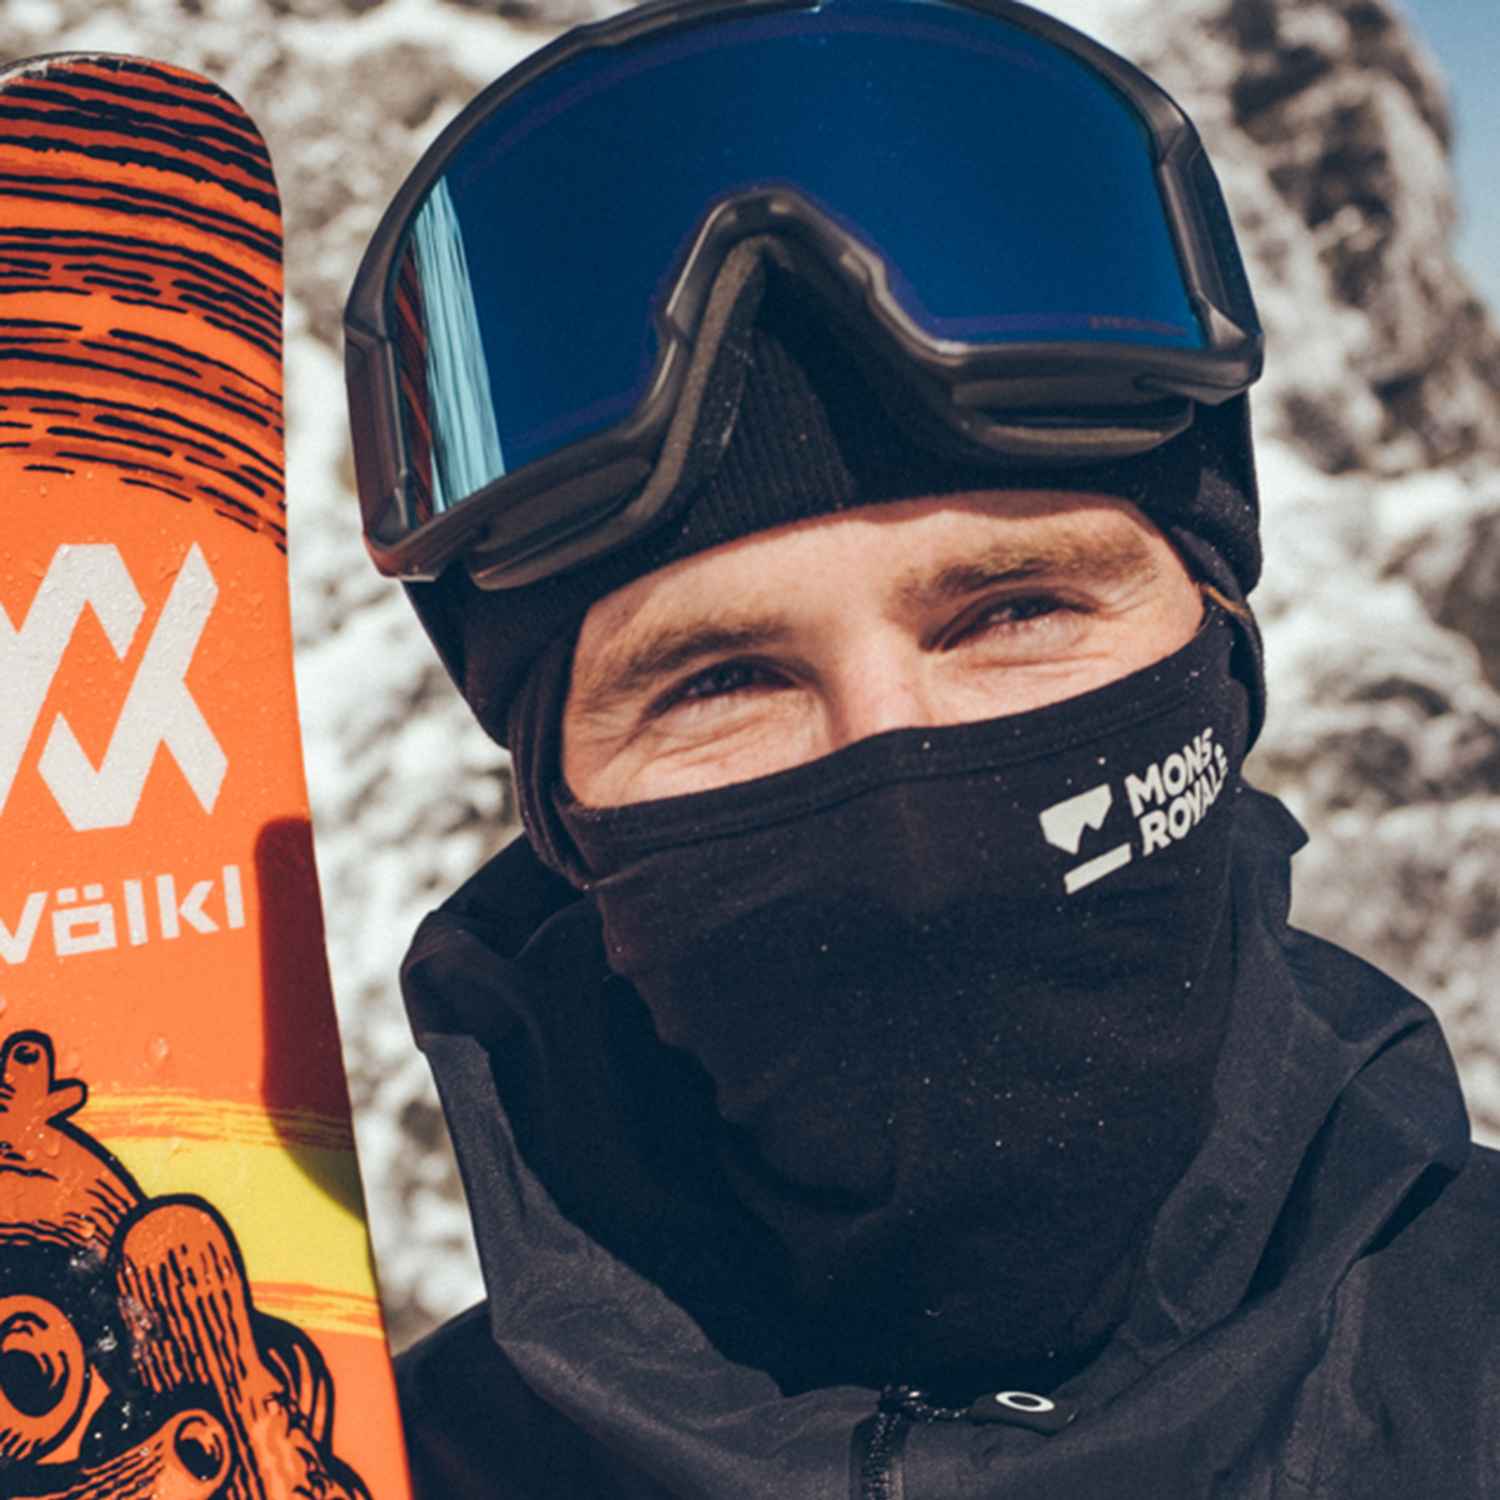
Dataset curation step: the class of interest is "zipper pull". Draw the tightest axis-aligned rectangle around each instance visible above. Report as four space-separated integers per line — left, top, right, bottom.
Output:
964 1389 1077 1434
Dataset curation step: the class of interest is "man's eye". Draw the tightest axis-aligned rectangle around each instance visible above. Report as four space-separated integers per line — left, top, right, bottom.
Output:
650 659 781 717
945 593 1080 648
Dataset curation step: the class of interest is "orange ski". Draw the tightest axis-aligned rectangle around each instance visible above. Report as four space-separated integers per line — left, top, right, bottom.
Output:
0 54 412 1498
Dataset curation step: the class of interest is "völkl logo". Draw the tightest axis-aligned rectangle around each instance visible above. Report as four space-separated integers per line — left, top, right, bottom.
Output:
0 544 226 831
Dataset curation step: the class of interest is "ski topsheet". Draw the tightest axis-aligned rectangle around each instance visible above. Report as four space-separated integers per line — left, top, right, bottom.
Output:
0 54 412 1497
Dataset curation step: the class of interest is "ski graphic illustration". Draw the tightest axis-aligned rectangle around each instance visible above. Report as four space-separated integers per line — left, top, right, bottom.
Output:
0 54 412 1497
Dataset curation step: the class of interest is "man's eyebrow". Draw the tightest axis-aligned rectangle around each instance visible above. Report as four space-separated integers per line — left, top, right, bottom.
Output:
894 529 1159 612
570 616 796 719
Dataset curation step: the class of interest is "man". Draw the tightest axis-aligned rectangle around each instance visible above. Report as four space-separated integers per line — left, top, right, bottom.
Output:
344 0 1500 1493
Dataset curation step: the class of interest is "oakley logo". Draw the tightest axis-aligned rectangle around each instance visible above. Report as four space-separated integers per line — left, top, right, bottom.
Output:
0 545 226 831
1038 784 1133 894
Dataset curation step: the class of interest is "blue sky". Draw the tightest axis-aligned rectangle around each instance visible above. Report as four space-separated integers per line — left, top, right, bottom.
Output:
1397 0 1499 312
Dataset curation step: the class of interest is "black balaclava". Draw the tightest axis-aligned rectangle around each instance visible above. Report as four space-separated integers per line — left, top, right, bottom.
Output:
491 266 1266 1397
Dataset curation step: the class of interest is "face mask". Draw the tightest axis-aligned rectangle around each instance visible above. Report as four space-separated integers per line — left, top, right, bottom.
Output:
556 610 1250 1396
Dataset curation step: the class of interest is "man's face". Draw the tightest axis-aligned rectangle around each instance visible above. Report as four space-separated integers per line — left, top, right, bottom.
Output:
562 491 1203 806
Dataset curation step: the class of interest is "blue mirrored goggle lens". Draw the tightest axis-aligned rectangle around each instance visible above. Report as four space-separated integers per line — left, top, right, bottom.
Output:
391 0 1203 518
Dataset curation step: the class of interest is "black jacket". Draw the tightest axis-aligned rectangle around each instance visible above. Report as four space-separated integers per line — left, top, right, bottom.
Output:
394 790 1500 1497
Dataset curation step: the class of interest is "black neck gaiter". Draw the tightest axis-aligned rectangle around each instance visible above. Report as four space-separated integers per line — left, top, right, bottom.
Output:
555 612 1250 1397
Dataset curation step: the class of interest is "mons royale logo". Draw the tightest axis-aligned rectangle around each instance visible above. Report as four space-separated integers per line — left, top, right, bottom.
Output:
1039 727 1231 895
0 543 225 832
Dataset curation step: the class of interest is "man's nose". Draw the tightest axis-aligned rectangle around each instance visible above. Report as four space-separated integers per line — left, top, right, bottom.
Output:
827 653 944 748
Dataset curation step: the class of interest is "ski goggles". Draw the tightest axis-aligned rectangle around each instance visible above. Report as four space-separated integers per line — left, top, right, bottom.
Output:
345 0 1262 589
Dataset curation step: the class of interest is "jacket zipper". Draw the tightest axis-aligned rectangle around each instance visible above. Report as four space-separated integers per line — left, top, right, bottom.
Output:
861 1387 965 1499
859 1406 907 1500
861 1384 1076 1496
